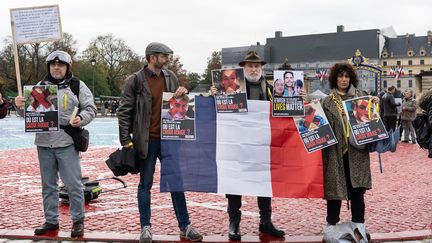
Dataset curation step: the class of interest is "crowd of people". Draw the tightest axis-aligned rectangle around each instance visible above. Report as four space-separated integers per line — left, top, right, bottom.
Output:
0 44 431 243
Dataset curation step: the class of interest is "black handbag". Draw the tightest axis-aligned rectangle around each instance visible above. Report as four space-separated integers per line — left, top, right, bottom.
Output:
61 125 90 152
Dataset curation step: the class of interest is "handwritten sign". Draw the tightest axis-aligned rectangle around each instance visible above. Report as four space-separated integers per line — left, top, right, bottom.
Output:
10 5 62 44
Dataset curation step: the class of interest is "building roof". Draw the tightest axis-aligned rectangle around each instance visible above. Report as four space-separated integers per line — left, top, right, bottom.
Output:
221 27 382 67
265 29 381 63
384 35 432 57
222 45 269 67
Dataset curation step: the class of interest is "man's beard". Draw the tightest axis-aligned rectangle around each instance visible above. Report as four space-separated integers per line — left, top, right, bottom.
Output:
245 71 262 84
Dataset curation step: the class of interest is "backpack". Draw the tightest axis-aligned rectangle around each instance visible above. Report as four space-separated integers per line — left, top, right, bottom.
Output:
413 113 430 149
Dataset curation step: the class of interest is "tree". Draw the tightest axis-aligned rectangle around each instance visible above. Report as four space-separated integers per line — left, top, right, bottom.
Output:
0 33 78 95
167 55 188 88
187 72 201 90
83 34 139 96
202 51 221 85
72 60 110 97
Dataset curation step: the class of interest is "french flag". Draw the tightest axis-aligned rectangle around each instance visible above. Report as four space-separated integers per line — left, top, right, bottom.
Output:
160 96 323 198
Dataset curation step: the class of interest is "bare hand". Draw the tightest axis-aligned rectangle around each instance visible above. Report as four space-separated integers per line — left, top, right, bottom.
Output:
298 89 308 101
0 92 3 105
371 96 380 103
15 96 25 108
70 116 81 127
210 86 218 96
174 86 188 98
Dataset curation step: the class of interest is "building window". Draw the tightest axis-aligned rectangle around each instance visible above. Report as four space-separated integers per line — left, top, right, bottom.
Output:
383 71 387 76
383 61 387 66
297 64 301 68
383 80 387 88
408 80 412 88
408 60 412 65
409 70 412 76
397 61 401 65
420 60 425 65
397 80 401 88
305 63 309 68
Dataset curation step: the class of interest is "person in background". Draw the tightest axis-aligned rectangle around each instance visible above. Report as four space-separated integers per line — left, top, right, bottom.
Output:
418 89 432 158
381 86 400 132
400 89 417 144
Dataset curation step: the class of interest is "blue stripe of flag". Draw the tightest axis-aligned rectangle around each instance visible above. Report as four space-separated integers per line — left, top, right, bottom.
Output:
160 96 218 192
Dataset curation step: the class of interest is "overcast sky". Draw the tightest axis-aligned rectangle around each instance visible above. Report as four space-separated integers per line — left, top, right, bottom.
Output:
1 0 431 74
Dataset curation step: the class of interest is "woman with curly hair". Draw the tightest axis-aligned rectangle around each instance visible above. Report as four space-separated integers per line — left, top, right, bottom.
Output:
320 63 379 242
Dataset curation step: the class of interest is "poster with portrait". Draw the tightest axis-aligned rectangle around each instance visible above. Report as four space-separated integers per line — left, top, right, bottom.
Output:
161 92 196 140
294 101 338 153
211 68 248 113
272 70 305 117
24 85 59 132
343 96 388 145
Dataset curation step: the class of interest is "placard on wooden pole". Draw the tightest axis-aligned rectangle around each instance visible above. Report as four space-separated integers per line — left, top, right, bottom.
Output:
9 5 62 96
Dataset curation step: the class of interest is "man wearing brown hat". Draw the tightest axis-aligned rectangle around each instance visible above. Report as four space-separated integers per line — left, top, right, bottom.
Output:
212 51 285 240
117 42 202 243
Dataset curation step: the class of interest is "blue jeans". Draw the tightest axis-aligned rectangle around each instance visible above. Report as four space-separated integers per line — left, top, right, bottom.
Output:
37 145 84 224
138 140 190 230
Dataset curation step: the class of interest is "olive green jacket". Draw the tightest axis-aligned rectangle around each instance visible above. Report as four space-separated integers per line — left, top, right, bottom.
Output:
321 86 372 200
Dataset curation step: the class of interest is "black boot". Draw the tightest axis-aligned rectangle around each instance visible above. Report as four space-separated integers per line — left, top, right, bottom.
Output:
71 220 84 238
34 222 59 235
228 219 241 241
259 221 285 237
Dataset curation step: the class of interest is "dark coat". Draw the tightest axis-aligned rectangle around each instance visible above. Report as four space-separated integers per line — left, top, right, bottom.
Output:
0 98 8 119
418 90 432 127
117 66 179 159
321 87 372 200
381 92 400 117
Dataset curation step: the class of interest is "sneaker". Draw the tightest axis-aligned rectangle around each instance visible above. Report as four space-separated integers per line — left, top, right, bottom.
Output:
139 225 152 243
322 224 337 243
71 220 84 238
34 222 59 235
412 139 416 144
180 224 203 242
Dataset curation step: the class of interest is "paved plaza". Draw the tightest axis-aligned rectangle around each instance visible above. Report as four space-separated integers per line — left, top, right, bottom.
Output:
0 117 430 242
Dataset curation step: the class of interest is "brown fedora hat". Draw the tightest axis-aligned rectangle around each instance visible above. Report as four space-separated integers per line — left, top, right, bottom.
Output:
238 51 266 67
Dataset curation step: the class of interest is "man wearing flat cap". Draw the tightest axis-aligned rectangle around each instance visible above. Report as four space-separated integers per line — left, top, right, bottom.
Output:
117 42 202 243
212 51 285 240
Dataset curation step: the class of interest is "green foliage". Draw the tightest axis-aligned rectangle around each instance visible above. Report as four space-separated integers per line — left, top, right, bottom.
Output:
73 60 110 97
202 51 221 85
187 72 201 90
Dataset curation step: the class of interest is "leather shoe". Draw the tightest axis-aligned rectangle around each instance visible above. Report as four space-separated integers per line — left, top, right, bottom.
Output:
71 220 84 238
228 220 241 241
34 222 59 235
259 221 285 237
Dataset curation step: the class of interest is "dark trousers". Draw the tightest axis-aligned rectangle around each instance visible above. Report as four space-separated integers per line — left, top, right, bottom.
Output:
138 140 190 230
326 153 365 225
227 194 271 223
383 116 397 132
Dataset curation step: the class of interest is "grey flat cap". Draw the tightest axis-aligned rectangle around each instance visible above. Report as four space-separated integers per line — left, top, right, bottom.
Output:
145 42 173 55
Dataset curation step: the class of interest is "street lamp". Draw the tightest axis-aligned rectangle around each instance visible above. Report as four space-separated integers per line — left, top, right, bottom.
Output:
90 56 96 98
